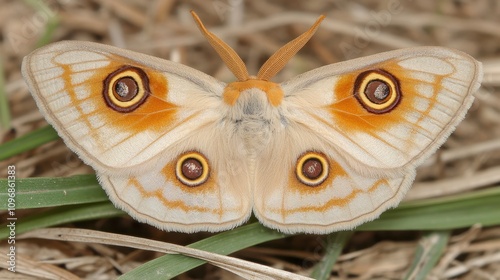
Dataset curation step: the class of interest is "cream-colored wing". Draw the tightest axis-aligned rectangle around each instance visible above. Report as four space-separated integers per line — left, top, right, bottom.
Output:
99 123 252 232
22 41 225 174
280 47 482 172
253 47 482 233
22 41 252 232
252 125 414 234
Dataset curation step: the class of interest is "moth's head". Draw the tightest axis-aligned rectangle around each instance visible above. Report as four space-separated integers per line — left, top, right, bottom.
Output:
190 11 325 83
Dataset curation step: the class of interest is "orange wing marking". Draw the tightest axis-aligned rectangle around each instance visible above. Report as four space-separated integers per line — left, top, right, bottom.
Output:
223 79 284 106
54 52 179 147
281 178 390 216
127 178 223 215
326 62 459 153
161 155 217 193
289 156 346 194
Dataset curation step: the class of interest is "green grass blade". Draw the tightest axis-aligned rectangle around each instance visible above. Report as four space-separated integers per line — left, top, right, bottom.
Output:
0 56 10 131
36 15 59 48
2 174 499 230
119 222 287 280
358 187 500 230
0 202 123 239
121 186 500 279
22 0 60 47
1 174 499 278
0 174 106 209
403 231 450 280
0 125 58 160
310 231 353 280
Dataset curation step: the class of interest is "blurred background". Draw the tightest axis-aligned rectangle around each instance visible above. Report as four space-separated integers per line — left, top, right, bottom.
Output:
1 0 500 279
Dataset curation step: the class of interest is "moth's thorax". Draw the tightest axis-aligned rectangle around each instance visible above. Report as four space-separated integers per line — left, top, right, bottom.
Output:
223 79 284 107
223 80 284 156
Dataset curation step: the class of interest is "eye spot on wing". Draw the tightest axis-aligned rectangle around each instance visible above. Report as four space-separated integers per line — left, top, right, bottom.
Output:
77 55 177 134
160 151 217 194
182 158 204 180
176 152 210 187
296 152 329 187
115 77 138 100
103 66 150 112
303 158 322 179
354 69 401 114
329 63 419 133
290 151 351 195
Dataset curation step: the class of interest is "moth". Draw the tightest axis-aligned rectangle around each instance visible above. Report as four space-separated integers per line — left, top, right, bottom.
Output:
22 12 482 234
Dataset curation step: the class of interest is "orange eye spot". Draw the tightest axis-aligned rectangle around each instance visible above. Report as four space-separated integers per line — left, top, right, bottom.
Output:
353 69 401 114
113 77 138 102
175 152 210 187
296 152 329 186
103 66 149 112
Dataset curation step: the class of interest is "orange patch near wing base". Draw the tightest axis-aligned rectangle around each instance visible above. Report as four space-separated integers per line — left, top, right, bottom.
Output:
289 154 347 194
60 54 177 135
223 79 284 106
330 63 420 133
161 157 217 194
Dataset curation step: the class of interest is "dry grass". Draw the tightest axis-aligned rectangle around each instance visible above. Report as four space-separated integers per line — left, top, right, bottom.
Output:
1 0 500 279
